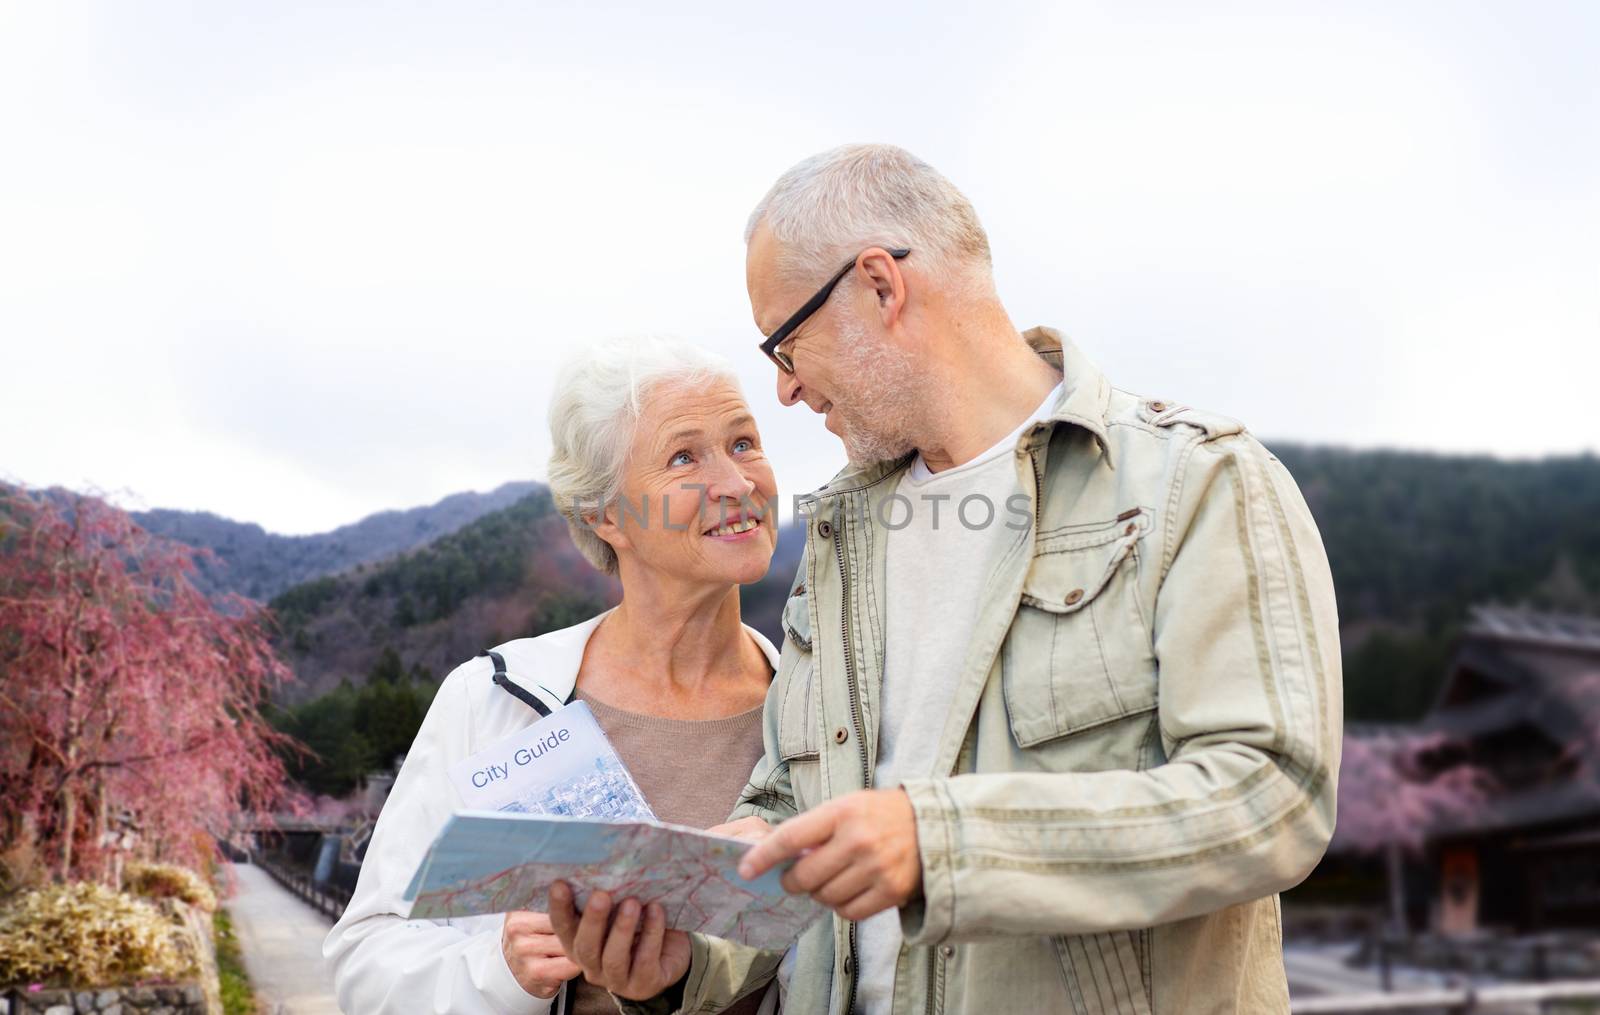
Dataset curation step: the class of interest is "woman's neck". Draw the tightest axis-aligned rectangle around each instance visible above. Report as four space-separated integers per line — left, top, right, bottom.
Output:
586 568 759 701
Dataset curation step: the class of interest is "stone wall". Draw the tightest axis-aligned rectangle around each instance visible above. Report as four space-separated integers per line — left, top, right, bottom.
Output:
2 983 207 1015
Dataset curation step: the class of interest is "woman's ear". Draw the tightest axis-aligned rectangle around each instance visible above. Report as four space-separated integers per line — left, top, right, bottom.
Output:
587 504 632 556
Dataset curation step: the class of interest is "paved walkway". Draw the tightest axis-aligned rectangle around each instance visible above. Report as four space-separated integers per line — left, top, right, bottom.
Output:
224 862 342 1015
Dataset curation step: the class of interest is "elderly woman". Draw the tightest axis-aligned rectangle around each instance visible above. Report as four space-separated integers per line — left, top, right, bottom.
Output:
324 336 782 1015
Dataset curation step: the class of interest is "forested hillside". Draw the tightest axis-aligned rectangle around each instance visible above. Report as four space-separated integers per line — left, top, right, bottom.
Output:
270 489 606 700
1273 445 1600 718
267 447 1600 722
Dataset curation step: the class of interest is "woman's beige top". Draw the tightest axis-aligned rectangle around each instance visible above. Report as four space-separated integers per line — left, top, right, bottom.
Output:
568 689 770 1015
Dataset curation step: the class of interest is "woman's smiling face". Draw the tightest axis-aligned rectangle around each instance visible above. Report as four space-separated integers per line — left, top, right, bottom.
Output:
599 378 778 588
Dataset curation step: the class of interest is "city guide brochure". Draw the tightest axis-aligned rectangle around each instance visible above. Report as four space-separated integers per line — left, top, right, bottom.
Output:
402 700 821 950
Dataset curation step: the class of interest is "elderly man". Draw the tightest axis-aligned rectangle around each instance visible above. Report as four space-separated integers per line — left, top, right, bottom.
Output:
551 144 1343 1014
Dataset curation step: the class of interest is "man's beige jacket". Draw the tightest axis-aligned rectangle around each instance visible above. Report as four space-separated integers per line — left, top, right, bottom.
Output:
630 327 1342 1015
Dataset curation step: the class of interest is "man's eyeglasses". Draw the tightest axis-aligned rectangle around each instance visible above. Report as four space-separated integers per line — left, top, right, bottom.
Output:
759 247 911 373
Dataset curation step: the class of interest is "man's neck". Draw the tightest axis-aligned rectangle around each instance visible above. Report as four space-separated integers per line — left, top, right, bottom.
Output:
912 323 1062 474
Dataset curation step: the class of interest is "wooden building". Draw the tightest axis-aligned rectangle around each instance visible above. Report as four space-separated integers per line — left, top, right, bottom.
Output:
1419 606 1600 933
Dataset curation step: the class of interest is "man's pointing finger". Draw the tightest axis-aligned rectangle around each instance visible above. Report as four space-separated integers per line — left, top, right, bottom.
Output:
737 806 835 881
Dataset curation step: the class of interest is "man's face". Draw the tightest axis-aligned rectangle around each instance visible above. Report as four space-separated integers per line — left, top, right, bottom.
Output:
746 226 918 464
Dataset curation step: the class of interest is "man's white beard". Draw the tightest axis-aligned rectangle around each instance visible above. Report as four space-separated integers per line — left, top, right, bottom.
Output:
832 311 920 466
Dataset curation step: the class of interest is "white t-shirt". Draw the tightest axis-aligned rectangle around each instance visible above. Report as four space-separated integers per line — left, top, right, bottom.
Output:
855 382 1062 1013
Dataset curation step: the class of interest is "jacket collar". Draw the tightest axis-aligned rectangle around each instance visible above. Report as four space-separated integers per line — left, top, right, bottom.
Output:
806 325 1112 500
1021 325 1112 458
491 607 781 712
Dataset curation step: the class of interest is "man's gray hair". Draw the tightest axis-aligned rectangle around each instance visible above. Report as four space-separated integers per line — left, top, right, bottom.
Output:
745 143 992 287
547 336 741 575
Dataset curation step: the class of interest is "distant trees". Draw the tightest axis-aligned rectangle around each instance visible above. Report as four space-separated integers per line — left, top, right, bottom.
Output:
356 493 558 627
267 592 617 799
0 490 294 883
269 649 435 797
268 486 625 697
1272 447 1600 720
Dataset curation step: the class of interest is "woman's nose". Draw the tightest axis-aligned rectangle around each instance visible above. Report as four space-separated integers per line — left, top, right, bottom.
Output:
704 453 757 502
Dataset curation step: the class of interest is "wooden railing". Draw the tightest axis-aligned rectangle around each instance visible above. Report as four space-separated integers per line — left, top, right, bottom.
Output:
250 851 352 924
1292 980 1600 1012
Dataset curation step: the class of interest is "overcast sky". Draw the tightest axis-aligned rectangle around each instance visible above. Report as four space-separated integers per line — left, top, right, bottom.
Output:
3 1 1596 534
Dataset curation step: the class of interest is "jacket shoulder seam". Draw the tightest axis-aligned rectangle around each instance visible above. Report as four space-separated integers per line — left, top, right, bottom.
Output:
1159 431 1213 583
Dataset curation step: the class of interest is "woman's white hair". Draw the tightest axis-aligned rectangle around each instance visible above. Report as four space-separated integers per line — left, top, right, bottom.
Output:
547 336 741 575
744 143 993 289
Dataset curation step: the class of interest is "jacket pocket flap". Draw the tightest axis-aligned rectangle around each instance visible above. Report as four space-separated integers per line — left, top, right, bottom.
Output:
775 652 819 761
1020 509 1150 614
781 585 813 650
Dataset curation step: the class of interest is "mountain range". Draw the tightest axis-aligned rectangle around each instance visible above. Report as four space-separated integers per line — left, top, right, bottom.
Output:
130 481 541 600
24 443 1597 720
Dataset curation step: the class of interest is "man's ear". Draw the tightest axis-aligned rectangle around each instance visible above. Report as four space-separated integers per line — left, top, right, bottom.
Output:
857 248 908 329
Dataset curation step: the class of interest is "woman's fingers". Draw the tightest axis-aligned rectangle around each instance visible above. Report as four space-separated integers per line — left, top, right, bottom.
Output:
517 956 583 999
504 904 583 999
508 932 568 960
519 910 557 934
532 955 583 982
707 815 773 842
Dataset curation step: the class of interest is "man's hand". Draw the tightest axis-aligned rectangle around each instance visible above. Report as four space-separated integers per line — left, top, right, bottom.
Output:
736 788 922 921
501 911 582 999
547 881 691 1001
708 815 773 842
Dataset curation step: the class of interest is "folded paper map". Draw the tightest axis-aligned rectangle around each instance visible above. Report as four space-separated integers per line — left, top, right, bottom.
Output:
403 812 823 950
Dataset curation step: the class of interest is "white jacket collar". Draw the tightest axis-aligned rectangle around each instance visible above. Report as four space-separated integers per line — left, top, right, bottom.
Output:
487 607 781 714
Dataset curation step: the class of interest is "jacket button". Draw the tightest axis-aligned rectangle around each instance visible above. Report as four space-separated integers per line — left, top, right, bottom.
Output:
843 955 852 975
833 726 849 744
1149 400 1168 412
940 944 955 960
1064 588 1084 605
817 520 833 539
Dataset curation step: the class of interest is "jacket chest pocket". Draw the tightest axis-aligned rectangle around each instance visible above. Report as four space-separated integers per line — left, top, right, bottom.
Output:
1002 511 1157 748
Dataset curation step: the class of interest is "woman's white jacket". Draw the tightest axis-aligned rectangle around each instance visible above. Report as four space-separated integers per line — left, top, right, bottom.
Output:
322 612 780 1014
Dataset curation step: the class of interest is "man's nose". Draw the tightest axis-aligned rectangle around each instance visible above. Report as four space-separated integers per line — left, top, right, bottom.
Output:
776 367 803 407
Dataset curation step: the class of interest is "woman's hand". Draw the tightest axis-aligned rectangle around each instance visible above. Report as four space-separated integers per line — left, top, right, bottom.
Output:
501 910 583 999
548 882 692 1001
708 815 773 842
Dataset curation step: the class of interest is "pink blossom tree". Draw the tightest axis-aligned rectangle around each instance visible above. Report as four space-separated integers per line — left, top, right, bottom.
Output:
1333 732 1490 934
0 488 299 883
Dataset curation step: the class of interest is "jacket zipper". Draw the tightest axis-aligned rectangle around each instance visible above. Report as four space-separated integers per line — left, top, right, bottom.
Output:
1030 443 1044 531
836 450 1036 1015
833 508 870 1015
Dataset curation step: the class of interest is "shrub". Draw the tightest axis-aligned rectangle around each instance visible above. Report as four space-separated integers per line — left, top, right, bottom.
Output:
213 908 258 1015
123 862 218 913
0 881 196 987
